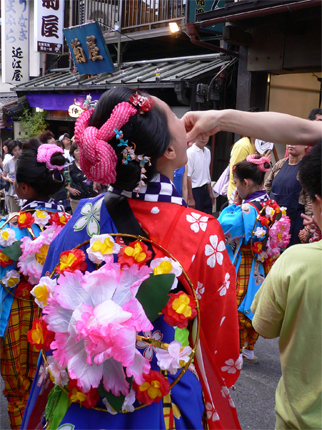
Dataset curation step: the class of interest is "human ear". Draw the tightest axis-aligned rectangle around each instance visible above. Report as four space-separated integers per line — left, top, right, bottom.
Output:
162 144 176 161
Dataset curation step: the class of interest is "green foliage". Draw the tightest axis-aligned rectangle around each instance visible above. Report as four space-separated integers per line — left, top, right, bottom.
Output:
19 109 48 139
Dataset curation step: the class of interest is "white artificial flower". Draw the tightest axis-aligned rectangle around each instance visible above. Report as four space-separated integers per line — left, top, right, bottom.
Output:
102 398 117 415
33 210 51 227
150 257 182 290
156 340 192 375
86 234 121 264
47 356 69 387
2 269 20 289
254 226 266 238
0 228 16 247
122 388 136 412
31 276 57 308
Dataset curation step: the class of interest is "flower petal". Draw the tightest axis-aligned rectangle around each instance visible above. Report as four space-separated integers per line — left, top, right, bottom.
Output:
68 347 103 393
216 252 223 265
126 349 150 385
74 215 90 232
205 244 214 257
102 358 129 396
207 254 217 268
80 203 93 216
87 216 100 237
43 298 73 333
122 297 153 332
209 235 219 249
217 240 226 252
55 270 92 311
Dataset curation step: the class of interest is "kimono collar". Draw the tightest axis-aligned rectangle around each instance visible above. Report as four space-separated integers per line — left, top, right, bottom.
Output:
244 190 269 204
109 173 187 207
22 198 65 212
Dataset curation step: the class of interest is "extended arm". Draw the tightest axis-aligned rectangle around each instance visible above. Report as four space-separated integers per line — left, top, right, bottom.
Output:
182 110 322 146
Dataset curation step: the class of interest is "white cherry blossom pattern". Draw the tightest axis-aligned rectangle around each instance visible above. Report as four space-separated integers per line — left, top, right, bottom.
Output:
221 356 242 374
221 386 236 408
205 235 225 268
218 273 230 296
135 330 163 360
186 212 209 233
205 402 220 422
196 281 205 300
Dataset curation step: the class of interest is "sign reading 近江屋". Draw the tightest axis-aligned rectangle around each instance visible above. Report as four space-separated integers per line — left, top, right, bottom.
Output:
1 0 30 84
34 0 64 53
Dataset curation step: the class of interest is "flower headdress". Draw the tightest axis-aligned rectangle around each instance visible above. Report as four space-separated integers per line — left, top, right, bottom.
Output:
246 154 270 172
74 93 154 186
37 144 65 171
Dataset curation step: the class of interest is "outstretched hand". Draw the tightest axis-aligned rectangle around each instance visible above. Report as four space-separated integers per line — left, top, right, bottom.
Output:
181 111 222 143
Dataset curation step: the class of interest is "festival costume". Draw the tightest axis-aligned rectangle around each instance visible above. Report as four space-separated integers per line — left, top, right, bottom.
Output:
0 199 68 429
22 175 241 430
218 190 290 354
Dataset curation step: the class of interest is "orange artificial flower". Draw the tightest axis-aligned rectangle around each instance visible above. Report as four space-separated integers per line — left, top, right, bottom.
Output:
68 379 100 408
0 249 13 268
162 292 197 329
17 212 34 229
27 317 55 351
118 240 152 267
133 370 170 405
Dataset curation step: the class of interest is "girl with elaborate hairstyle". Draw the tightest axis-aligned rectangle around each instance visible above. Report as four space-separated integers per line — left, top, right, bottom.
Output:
0 139 70 430
218 155 290 364
22 87 240 430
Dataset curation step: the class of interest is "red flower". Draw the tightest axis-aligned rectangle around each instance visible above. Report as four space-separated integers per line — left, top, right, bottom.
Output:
0 249 13 268
50 212 71 227
133 370 170 405
15 281 33 298
162 292 197 329
118 240 152 267
27 317 55 351
252 241 263 254
17 212 34 229
259 216 270 227
68 379 100 408
56 249 87 274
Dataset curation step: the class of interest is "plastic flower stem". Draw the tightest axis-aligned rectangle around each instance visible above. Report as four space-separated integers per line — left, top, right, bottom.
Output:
27 227 35 238
136 335 169 350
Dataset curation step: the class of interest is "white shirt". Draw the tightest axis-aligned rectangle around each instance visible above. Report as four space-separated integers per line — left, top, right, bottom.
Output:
187 144 211 188
64 149 74 163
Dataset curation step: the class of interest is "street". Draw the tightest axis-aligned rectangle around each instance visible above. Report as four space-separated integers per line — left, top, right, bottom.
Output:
0 336 281 430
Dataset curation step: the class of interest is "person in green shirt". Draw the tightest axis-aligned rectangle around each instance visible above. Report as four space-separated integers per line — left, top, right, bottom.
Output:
251 142 322 429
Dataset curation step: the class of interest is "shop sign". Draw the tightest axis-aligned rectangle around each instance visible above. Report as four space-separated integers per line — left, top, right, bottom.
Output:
64 22 114 75
1 0 30 84
34 0 64 53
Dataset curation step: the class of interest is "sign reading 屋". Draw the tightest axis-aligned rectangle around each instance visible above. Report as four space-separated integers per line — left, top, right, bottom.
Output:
1 0 30 84
34 0 64 53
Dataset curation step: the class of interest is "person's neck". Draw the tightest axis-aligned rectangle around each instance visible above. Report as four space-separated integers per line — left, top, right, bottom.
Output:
288 154 304 165
195 142 205 150
246 185 264 198
64 143 71 151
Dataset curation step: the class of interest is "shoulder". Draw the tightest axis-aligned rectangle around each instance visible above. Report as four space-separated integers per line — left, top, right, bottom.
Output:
272 158 287 170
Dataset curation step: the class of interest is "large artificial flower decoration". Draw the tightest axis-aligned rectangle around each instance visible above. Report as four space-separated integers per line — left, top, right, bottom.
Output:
56 249 87 274
162 291 197 328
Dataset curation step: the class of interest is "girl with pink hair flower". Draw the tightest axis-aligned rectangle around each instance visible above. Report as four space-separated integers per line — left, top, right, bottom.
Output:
218 155 290 365
0 139 70 430
22 88 241 430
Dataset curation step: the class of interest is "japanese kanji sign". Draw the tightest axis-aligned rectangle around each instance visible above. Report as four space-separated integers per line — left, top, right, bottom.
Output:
1 0 30 84
64 22 114 75
34 0 64 53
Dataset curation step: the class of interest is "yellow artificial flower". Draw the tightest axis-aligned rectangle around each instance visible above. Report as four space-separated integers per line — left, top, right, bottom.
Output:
59 253 77 271
31 322 44 345
1 231 9 240
139 380 162 399
124 242 146 263
154 260 173 276
70 388 87 404
35 244 49 265
91 237 114 255
33 284 49 306
172 294 192 318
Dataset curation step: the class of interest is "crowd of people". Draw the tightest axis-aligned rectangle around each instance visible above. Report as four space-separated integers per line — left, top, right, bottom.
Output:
0 88 320 430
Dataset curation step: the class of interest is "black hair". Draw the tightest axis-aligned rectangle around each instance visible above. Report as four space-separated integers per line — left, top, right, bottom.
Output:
70 141 78 158
298 141 321 201
89 87 171 191
16 138 66 196
38 130 55 143
8 140 22 155
308 108 322 121
233 155 270 186
56 140 64 149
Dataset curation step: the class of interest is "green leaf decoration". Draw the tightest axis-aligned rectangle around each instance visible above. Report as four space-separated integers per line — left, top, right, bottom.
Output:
275 211 282 221
97 381 125 413
2 241 23 261
136 273 175 322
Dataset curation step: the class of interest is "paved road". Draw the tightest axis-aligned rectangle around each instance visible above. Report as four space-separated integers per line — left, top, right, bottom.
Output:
0 336 281 430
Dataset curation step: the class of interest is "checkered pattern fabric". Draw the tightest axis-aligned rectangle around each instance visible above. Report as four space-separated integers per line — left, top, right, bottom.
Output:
109 174 187 207
22 198 65 212
1 298 39 430
236 247 259 353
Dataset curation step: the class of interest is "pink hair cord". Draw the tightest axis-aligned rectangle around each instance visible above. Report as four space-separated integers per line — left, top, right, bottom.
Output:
246 154 271 172
74 102 137 185
37 144 65 170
